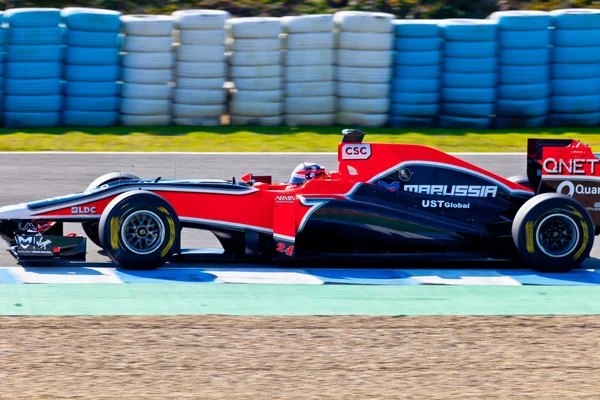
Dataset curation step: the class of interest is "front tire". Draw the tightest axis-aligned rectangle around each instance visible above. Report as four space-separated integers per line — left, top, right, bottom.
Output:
81 172 139 247
512 193 594 272
99 190 180 270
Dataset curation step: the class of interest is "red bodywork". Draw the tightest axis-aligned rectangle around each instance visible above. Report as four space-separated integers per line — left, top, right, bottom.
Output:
32 139 530 249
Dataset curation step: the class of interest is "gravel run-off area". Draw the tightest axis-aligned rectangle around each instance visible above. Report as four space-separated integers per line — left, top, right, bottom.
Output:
1 315 599 399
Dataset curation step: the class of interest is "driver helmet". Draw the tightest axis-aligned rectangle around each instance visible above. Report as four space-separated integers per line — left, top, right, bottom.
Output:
288 162 327 186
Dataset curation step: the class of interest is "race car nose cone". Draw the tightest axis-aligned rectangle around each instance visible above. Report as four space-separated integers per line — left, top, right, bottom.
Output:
137 227 148 237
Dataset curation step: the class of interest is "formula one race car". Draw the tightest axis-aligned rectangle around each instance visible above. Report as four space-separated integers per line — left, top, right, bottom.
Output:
0 129 597 272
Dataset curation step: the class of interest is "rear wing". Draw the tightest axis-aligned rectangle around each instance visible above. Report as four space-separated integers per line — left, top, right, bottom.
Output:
528 138 600 226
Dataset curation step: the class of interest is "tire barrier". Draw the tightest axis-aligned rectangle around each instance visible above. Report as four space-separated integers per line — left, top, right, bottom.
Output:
335 11 395 127
4 8 600 129
62 7 121 127
390 20 441 128
489 11 551 128
227 17 283 126
282 14 335 126
172 10 229 126
119 15 173 126
549 9 600 127
440 19 497 129
4 8 62 128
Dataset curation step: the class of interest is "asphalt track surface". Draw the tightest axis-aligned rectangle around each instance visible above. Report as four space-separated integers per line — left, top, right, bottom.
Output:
1 152 599 267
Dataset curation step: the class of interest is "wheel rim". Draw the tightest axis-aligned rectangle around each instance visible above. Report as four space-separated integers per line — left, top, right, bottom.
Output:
535 213 579 258
120 211 165 255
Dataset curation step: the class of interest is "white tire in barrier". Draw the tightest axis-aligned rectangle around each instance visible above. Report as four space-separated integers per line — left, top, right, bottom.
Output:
339 97 390 114
121 15 174 36
120 114 171 126
176 44 225 62
285 96 335 114
230 115 283 126
174 117 221 126
230 64 281 78
122 51 174 69
122 35 172 52
282 15 333 33
232 89 283 103
337 49 392 68
337 81 389 98
173 103 225 118
285 113 335 126
226 17 281 38
122 67 173 84
230 37 281 51
121 83 172 99
172 10 230 30
61 7 122 32
338 32 393 51
176 77 225 90
120 98 171 115
336 112 388 127
285 32 334 49
285 49 334 66
285 65 333 82
176 61 226 78
230 101 283 117
284 81 335 97
229 50 280 66
337 66 393 83
333 11 394 33
174 88 226 105
233 77 282 90
178 29 226 45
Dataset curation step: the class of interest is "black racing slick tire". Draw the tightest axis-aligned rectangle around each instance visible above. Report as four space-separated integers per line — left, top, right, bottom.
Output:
98 190 180 270
512 193 594 272
81 172 139 248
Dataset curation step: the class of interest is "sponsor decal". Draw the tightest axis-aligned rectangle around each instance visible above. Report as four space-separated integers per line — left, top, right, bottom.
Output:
71 206 97 214
422 200 470 209
18 221 36 232
17 235 52 253
556 181 600 197
17 235 33 249
341 144 371 160
404 184 497 198
543 158 600 174
378 181 400 192
275 195 295 203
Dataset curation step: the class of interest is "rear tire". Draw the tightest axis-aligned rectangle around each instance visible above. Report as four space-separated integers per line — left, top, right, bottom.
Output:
98 190 180 269
81 172 139 247
512 193 594 272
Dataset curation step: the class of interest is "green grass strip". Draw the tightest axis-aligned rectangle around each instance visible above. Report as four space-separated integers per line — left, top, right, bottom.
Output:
2 284 600 316
1 126 600 152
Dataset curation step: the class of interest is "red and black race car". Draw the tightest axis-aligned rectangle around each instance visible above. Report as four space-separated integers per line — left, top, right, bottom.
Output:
0 129 597 272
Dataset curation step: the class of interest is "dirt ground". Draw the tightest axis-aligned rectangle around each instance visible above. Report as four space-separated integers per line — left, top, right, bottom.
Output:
1 315 599 400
